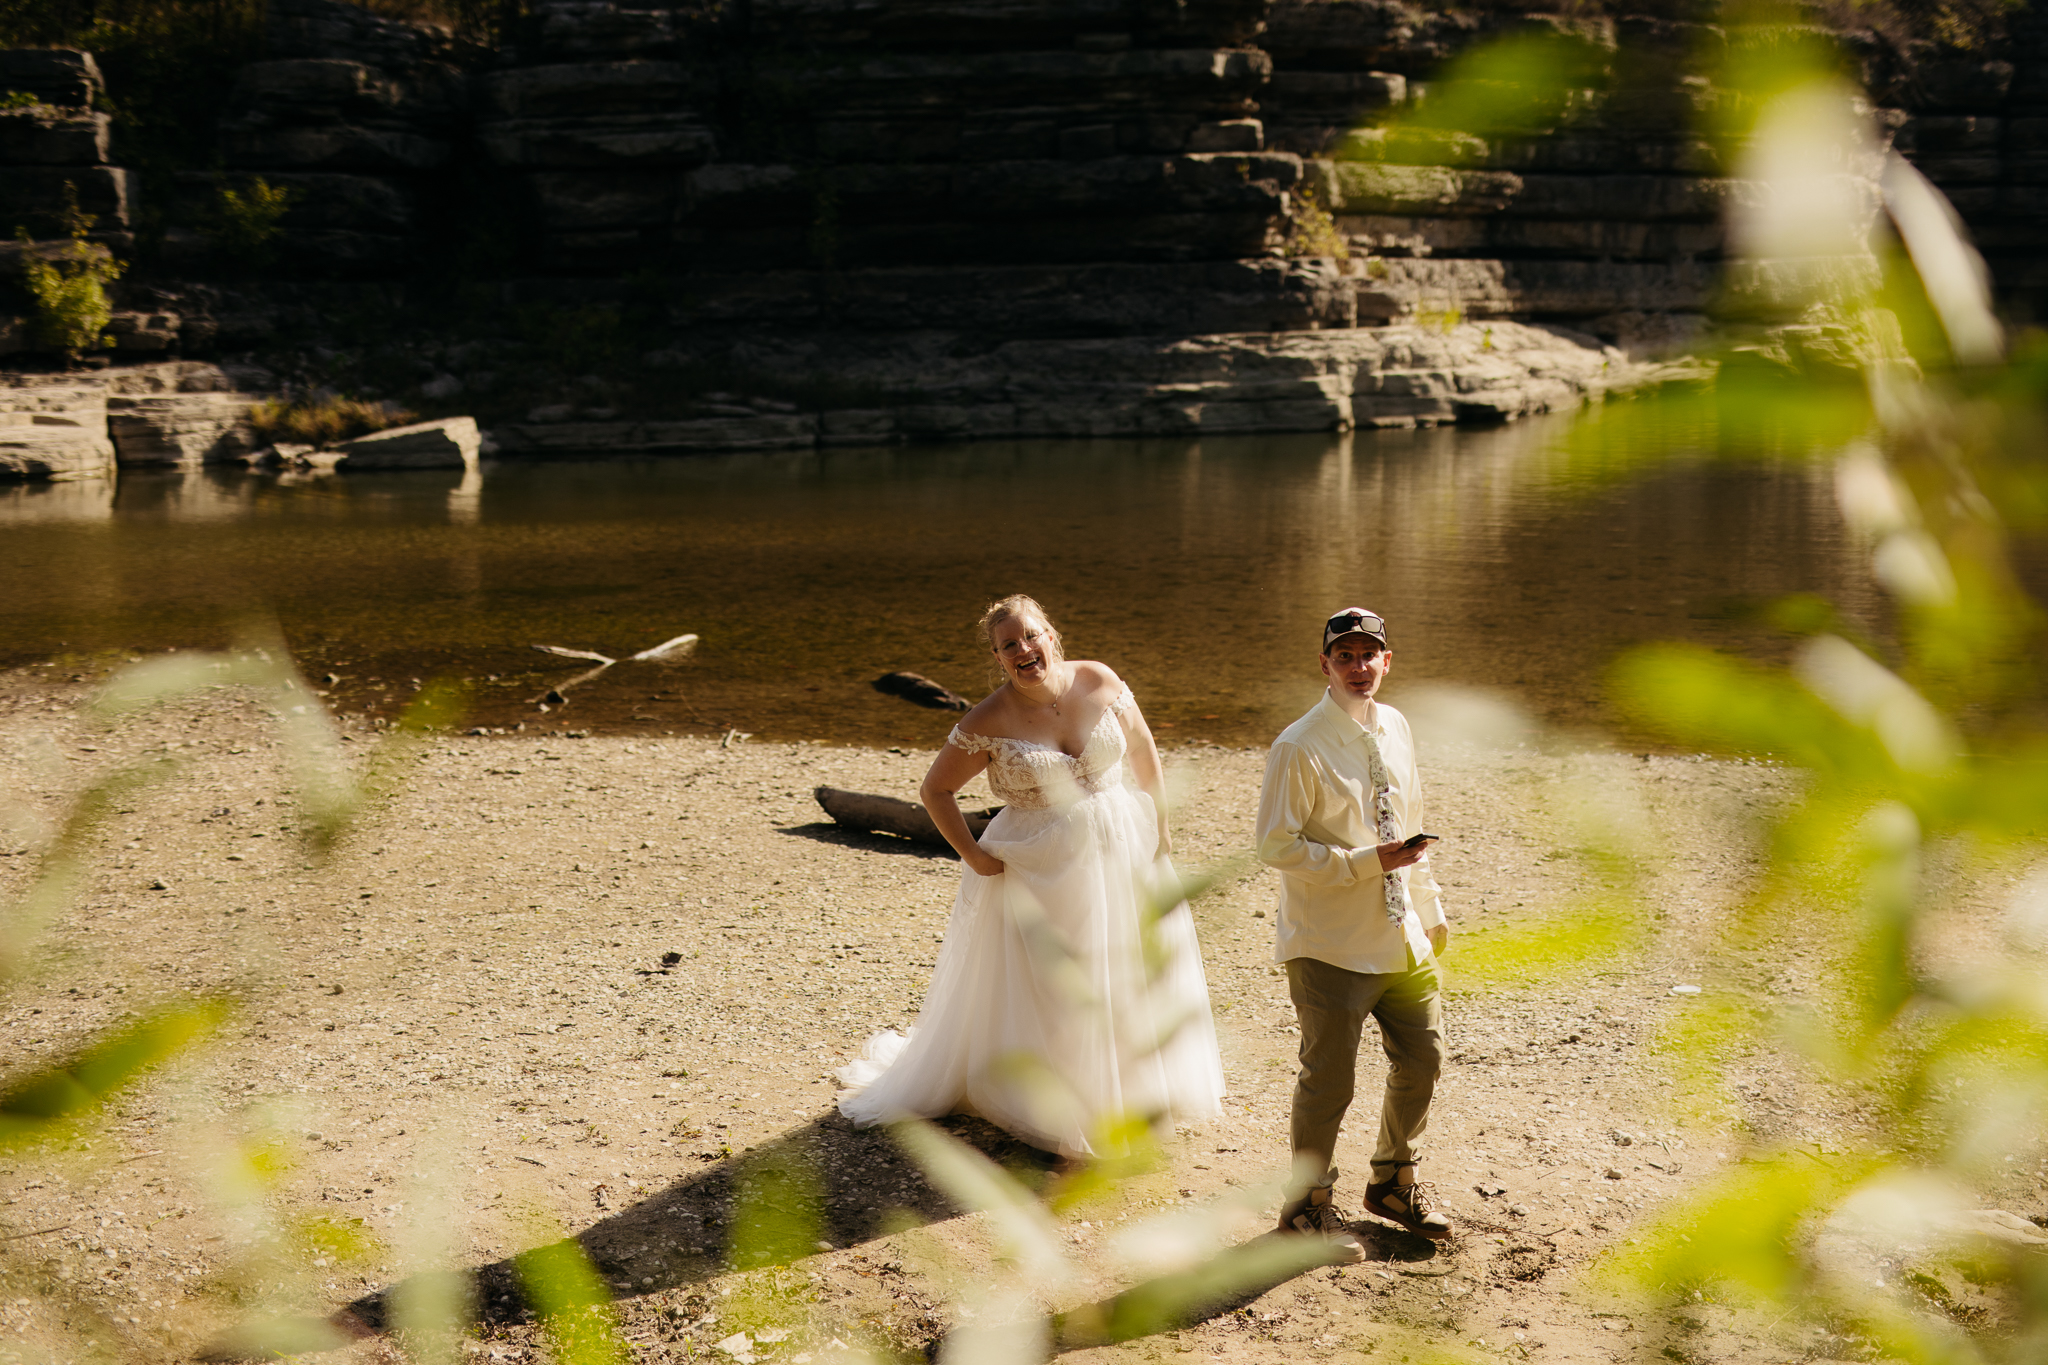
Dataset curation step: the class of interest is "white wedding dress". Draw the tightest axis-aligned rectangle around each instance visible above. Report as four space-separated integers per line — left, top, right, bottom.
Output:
836 688 1226 1157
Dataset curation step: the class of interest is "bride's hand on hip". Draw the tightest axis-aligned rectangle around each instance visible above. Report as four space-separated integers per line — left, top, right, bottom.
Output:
966 850 1006 878
1156 819 1174 855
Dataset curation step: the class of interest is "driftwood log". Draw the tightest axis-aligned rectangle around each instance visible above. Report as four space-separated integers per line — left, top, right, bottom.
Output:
814 786 1001 847
871 671 972 711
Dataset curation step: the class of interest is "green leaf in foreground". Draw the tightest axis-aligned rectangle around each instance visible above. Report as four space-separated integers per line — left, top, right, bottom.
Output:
728 1148 824 1271
1051 1234 1332 1350
1438 896 1646 991
512 1238 627 1365
0 999 230 1146
1599 1151 1878 1304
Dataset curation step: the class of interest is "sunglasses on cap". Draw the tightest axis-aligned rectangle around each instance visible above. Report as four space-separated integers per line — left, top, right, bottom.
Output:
1322 610 1388 651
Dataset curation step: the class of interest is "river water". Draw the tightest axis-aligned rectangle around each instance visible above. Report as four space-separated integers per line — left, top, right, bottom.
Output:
0 416 1881 749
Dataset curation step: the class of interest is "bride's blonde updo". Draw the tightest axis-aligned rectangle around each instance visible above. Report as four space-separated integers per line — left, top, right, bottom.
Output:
979 594 1065 670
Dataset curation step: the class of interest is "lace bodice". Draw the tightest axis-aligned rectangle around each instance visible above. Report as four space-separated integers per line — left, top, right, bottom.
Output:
947 688 1135 810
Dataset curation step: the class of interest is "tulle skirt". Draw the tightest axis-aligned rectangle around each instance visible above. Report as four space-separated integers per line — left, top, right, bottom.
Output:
836 784 1225 1157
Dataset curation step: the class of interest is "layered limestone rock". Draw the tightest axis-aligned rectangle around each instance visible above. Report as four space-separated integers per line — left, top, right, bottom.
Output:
5 0 2041 453
632 258 1361 335
1261 0 2045 334
103 363 266 469
337 415 481 469
0 51 131 253
0 372 114 481
1887 7 2048 310
473 52 719 270
162 0 466 275
494 321 1638 453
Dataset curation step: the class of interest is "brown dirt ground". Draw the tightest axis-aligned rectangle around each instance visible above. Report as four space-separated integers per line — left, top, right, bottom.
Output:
2 664 2042 1365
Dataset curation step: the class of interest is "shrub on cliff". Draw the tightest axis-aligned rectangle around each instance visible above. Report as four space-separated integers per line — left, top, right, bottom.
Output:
15 183 122 361
247 395 418 449
1284 183 1350 261
351 0 531 46
211 176 299 272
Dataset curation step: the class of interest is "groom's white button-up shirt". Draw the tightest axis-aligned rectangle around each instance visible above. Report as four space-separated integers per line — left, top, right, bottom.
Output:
1255 690 1446 974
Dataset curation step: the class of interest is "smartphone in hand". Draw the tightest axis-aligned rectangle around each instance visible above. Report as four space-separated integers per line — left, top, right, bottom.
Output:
1401 832 1442 850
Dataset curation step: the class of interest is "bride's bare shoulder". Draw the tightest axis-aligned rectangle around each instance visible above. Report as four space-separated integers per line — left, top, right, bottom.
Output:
1070 660 1123 692
954 687 1013 738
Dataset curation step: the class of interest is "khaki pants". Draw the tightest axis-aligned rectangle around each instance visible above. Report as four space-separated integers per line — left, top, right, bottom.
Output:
1286 950 1444 1188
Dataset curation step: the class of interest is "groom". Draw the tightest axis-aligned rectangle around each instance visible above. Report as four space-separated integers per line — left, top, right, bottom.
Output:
1254 607 1451 1258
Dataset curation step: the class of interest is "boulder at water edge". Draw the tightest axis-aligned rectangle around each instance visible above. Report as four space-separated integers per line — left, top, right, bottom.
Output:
336 415 479 470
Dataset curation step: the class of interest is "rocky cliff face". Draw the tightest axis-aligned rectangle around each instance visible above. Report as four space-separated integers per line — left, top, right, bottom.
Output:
1887 4 2048 310
0 49 126 244
1259 0 2046 345
161 0 469 276
0 0 2040 466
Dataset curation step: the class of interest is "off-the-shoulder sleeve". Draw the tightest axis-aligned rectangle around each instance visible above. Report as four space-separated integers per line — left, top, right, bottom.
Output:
1107 686 1136 718
946 725 999 754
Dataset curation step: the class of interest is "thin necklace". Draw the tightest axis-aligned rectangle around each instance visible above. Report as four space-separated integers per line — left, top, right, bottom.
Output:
1037 666 1069 715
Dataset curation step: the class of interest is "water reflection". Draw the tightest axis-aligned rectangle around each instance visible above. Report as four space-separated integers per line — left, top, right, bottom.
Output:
0 478 114 523
0 419 1878 746
447 466 483 525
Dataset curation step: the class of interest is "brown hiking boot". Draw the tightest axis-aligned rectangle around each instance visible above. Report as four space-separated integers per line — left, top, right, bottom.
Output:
1364 1166 1452 1240
1277 1184 1366 1264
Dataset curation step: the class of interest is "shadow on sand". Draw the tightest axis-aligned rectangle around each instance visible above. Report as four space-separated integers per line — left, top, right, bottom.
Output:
200 1110 1429 1359
1051 1220 1443 1351
775 821 960 861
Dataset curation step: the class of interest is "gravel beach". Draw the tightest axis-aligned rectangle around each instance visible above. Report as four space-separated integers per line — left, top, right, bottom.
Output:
3 665 2041 1365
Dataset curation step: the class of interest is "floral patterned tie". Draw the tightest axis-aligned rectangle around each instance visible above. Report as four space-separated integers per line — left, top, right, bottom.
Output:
1361 727 1411 925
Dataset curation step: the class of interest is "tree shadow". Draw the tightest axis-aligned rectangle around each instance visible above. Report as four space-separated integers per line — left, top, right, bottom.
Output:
775 821 959 861
362 1113 1052 1331
1044 1219 1441 1354
199 1112 1052 1358
201 1110 1350 1361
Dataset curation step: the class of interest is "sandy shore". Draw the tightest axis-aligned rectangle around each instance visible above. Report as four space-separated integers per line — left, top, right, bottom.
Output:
1 665 2037 1365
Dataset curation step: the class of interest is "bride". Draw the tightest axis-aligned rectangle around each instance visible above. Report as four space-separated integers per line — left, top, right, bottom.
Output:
836 595 1225 1157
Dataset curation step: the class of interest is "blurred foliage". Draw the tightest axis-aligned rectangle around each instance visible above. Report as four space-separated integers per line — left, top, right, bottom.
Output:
0 640 463 1361
512 1237 630 1365
1440 897 1648 990
1551 42 2048 1365
729 1150 825 1272
1340 29 1609 168
1322 18 2048 1360
0 999 229 1145
290 1212 385 1267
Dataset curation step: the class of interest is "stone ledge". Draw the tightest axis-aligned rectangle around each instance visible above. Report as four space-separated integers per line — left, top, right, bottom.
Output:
339 415 482 470
0 49 102 109
1 371 113 482
745 0 1269 51
107 392 263 468
0 166 135 232
0 109 111 166
656 258 1358 335
738 47 1271 112
478 114 717 170
229 58 465 124
488 321 1640 456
